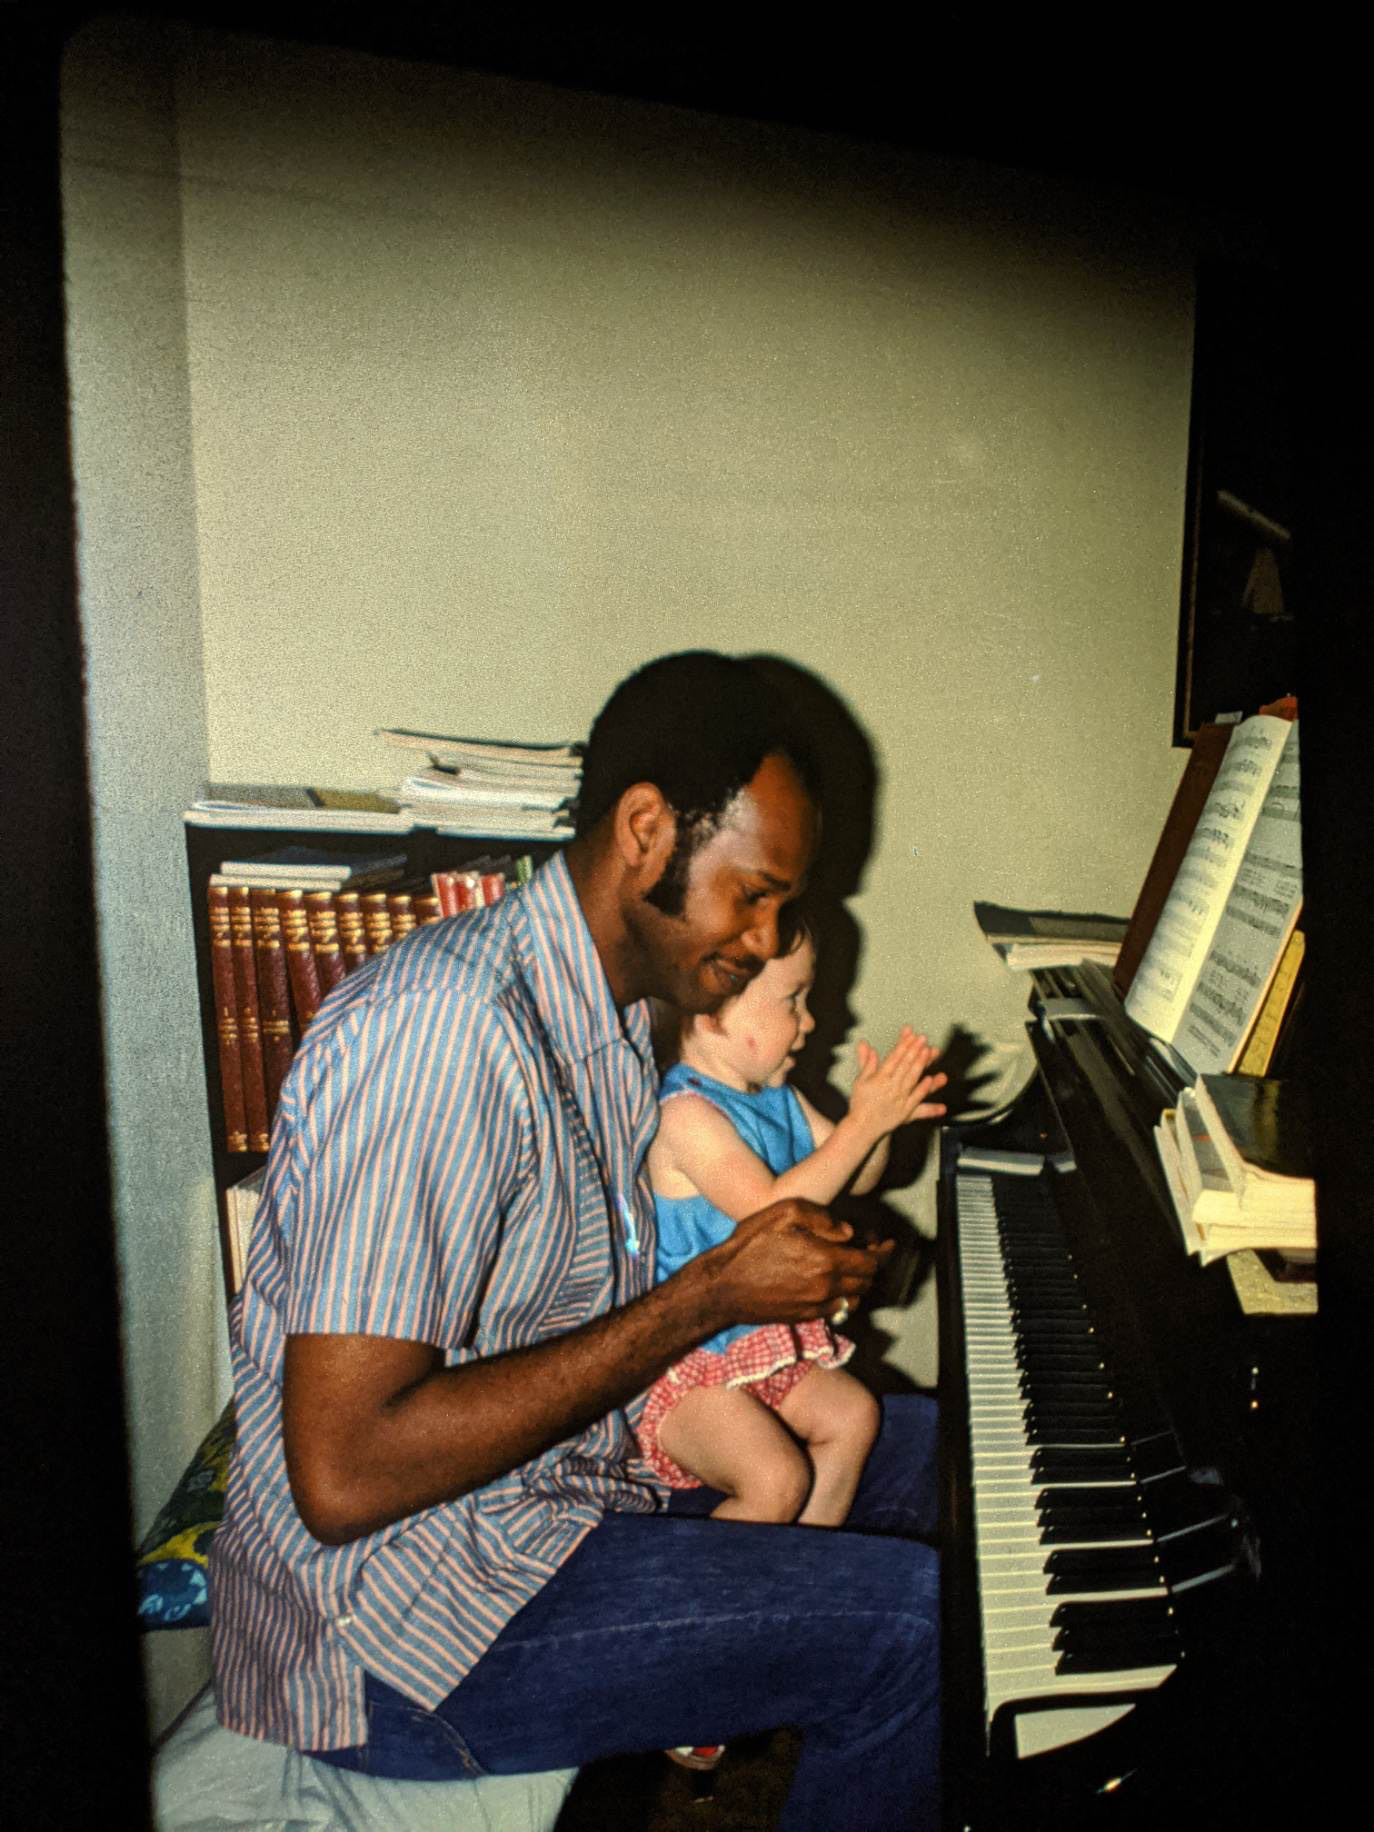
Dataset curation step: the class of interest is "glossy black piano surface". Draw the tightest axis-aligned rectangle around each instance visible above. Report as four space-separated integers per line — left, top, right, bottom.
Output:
937 964 1317 1830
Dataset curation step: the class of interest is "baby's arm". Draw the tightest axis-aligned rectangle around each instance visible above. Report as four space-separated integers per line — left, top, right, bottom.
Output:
653 1031 946 1222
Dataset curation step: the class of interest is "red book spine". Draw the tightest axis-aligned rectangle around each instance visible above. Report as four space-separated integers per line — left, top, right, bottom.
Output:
480 872 506 906
250 887 295 1120
207 882 248 1154
305 890 346 995
432 870 460 916
413 891 442 926
277 889 323 1032
361 890 393 954
227 885 271 1152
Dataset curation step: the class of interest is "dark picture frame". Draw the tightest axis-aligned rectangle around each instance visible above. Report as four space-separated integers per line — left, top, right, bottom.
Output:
1173 263 1297 745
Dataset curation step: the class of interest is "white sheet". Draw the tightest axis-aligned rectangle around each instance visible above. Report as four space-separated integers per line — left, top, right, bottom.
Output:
153 1686 576 1832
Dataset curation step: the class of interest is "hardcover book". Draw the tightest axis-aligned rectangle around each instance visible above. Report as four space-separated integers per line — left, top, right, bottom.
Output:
206 882 248 1154
226 886 270 1152
304 890 346 995
249 886 295 1119
360 890 394 954
216 846 406 888
277 888 323 1032
333 890 368 973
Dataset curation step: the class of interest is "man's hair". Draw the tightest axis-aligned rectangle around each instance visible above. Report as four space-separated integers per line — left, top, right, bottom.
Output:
575 651 819 915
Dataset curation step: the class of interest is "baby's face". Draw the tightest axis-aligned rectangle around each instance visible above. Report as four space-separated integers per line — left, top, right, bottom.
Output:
713 937 817 1090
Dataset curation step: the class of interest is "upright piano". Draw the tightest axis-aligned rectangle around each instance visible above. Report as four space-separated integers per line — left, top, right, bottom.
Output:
937 961 1317 1830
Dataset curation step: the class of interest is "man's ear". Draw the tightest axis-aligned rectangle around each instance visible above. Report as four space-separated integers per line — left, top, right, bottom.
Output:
612 782 677 885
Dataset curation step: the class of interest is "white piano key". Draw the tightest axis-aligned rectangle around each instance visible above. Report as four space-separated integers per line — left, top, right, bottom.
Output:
954 1171 1179 1750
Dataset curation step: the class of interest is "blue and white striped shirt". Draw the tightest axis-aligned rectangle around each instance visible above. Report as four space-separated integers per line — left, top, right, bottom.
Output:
210 852 663 1750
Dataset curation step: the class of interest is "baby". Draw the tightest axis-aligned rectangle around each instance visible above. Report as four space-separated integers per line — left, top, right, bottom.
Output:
639 922 947 1529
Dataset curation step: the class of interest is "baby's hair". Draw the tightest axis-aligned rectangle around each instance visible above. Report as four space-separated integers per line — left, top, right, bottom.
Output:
776 899 815 959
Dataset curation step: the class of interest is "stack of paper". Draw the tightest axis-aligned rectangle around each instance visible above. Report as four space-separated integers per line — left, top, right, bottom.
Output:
377 729 580 839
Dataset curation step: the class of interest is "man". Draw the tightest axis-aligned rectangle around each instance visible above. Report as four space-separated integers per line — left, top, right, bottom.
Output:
211 652 940 1829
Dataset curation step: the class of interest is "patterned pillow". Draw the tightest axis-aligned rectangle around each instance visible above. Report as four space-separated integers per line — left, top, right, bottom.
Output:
135 1402 235 1630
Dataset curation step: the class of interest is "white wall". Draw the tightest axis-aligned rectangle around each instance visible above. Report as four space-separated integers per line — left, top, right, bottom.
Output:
61 15 227 1738
62 16 1198 1735
173 30 1193 1382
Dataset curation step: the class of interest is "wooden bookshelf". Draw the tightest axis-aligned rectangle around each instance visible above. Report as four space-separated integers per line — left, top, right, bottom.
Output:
184 813 560 1300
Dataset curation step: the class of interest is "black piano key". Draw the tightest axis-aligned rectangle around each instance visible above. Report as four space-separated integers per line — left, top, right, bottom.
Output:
1040 1517 1150 1543
1047 1634 1179 1663
1033 1447 1134 1480
1055 1641 1179 1674
1027 1421 1123 1444
1038 1504 1149 1534
1045 1564 1163 1594
1050 1599 1175 1632
1018 1350 1107 1375
1037 1485 1142 1512
1024 1381 1116 1402
1025 1405 1120 1429
1044 1546 1165 1592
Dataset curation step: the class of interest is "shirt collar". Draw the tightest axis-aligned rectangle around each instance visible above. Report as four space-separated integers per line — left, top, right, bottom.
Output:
516 851 650 1067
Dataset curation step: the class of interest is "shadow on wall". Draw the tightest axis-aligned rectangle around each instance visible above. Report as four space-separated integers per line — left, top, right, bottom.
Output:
653 658 1026 1390
746 651 876 1112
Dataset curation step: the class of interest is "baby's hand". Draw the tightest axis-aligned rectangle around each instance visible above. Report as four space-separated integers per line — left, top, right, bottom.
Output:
848 1027 948 1139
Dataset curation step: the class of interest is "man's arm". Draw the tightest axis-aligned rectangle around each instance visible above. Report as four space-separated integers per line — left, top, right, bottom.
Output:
284 1197 889 1544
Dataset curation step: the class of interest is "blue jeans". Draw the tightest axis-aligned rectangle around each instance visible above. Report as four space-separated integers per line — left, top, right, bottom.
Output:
314 1394 941 1831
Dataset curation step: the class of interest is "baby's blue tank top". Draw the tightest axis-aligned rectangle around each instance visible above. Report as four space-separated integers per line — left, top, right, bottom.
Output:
653 1063 815 1354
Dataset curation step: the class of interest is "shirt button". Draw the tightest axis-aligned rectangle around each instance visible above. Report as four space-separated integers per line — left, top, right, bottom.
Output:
336 1612 355 1630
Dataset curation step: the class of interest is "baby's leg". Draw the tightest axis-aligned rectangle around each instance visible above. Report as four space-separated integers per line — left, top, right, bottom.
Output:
776 1368 881 1528
656 1385 811 1523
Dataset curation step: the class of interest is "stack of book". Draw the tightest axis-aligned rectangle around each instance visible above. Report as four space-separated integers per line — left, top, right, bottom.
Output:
378 729 581 839
208 846 533 1155
1153 1072 1315 1265
973 902 1128 970
187 785 412 832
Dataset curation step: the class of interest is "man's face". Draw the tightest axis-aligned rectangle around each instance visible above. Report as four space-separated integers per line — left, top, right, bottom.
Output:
626 752 818 1015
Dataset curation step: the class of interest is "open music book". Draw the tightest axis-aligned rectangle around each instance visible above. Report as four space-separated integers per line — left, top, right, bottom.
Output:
1124 715 1301 1076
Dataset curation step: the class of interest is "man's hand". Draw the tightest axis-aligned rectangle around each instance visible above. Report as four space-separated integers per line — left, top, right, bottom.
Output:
700 1196 893 1326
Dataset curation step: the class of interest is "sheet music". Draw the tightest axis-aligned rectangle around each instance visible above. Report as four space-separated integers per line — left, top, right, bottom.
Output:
1125 716 1297 1063
1173 729 1301 1073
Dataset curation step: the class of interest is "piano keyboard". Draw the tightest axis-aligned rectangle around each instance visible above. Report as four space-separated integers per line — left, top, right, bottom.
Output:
954 1167 1234 1759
